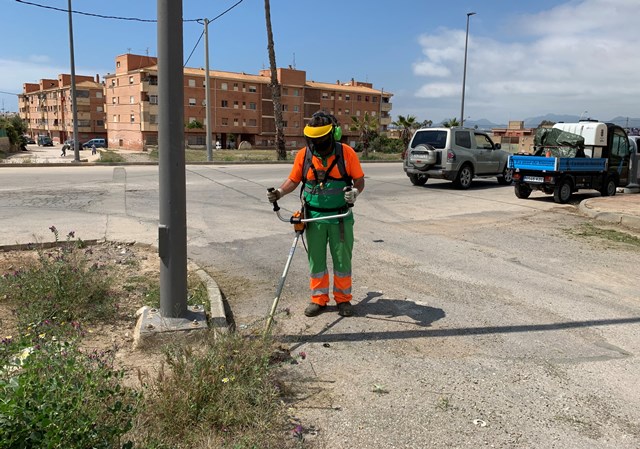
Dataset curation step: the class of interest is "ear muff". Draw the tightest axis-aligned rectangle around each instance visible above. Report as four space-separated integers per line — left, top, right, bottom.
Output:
333 125 342 141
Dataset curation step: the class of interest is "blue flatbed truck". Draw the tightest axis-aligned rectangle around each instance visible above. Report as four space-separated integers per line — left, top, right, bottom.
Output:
508 121 632 204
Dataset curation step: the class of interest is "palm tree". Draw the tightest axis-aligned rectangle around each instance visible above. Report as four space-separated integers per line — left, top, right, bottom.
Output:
349 112 379 158
392 115 418 148
442 118 460 128
263 0 286 160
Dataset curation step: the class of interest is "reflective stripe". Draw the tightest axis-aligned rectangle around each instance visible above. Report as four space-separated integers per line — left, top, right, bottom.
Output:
334 269 352 278
333 286 352 295
312 287 330 295
310 270 328 279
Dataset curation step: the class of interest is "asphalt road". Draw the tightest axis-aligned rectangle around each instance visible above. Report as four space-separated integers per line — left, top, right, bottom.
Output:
1 163 639 448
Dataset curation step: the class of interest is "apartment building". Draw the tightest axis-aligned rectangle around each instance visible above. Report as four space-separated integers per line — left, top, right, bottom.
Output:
19 74 106 144
491 121 536 153
104 53 393 150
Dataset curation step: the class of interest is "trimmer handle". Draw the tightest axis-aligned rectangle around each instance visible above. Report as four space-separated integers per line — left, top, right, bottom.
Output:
267 187 280 212
345 186 354 208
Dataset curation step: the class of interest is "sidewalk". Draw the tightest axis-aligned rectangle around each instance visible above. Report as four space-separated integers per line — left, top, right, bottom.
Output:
2 143 101 164
578 191 640 231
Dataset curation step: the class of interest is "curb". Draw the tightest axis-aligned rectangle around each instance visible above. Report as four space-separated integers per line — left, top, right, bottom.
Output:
578 200 640 231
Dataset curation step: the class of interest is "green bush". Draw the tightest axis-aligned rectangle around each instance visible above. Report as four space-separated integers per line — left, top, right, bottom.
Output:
0 336 139 449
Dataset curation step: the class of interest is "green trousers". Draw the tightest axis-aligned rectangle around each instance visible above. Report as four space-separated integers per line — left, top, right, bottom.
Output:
305 220 354 304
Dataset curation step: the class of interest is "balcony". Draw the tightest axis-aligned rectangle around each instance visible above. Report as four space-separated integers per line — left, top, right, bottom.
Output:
380 102 392 112
379 116 392 126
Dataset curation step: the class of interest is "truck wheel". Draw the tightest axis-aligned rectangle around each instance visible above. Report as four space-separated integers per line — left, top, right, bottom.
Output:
599 177 617 197
409 174 428 186
514 183 532 199
453 164 474 190
497 166 513 185
553 178 573 204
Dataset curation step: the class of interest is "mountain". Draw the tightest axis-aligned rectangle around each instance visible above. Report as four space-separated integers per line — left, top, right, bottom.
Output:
434 115 640 130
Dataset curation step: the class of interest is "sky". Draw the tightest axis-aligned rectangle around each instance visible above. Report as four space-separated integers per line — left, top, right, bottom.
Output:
1 0 638 125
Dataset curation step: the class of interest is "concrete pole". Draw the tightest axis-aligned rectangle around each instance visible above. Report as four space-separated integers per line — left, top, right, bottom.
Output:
158 0 188 318
67 0 80 161
204 18 213 161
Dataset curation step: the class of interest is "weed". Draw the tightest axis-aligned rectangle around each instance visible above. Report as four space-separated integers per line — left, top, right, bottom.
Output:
436 395 451 411
98 150 126 163
567 223 640 247
0 332 140 449
133 332 292 448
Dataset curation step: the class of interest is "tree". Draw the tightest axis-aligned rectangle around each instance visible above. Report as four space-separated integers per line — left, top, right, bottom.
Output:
263 0 286 160
186 119 203 129
442 118 460 128
538 120 555 128
0 115 27 148
392 115 419 149
349 112 378 158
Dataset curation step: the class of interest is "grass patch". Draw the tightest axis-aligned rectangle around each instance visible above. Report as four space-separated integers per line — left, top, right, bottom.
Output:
0 229 301 449
567 223 640 247
98 150 127 163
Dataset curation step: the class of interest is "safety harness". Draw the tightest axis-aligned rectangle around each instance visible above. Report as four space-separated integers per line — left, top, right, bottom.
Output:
299 142 353 240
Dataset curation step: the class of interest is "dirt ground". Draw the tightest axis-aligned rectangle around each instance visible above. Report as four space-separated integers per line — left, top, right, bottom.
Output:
0 241 165 385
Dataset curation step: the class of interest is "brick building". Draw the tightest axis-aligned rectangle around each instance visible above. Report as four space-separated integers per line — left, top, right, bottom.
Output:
19 74 106 144
491 121 536 154
104 53 393 150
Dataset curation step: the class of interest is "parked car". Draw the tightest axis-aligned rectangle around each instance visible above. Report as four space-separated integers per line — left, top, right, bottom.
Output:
23 135 35 144
37 135 53 146
62 139 76 151
628 135 640 154
403 127 512 189
82 138 107 149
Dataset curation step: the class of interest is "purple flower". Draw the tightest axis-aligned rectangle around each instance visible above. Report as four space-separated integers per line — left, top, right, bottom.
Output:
67 231 75 238
49 225 57 233
298 351 307 360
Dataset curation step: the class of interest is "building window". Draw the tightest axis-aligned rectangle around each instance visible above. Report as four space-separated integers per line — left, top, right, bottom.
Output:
221 117 228 126
221 82 228 90
130 114 135 123
189 98 196 106
96 91 102 98
233 101 239 109
149 114 157 124
113 115 118 122
345 108 350 114
373 97 378 103
149 95 158 104
282 120 288 128
282 104 288 112
188 117 196 123
338 94 342 101
233 83 239 91
97 120 104 126
233 118 239 126
97 106 103 112
357 95 362 101
345 94 350 100
111 79 116 87
322 92 329 99
188 79 196 87
293 89 299 96
221 100 228 107
248 118 257 126
112 97 117 104
129 76 134 84
365 96 370 102
249 85 257 93
116 61 121 68
249 102 257 110
293 105 299 112
130 96 135 104
242 102 246 109
356 110 361 116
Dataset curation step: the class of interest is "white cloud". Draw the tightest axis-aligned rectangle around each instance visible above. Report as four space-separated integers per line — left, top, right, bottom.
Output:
411 0 640 123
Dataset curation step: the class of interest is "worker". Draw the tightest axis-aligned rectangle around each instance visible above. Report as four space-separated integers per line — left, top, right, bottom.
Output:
267 111 365 317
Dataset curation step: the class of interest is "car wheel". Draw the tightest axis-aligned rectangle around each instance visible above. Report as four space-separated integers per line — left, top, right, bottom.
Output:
497 167 513 185
408 174 428 186
453 164 473 189
514 183 532 199
553 178 573 204
599 176 617 197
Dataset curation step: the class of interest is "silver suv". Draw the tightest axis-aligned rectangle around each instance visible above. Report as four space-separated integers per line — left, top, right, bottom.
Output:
403 127 512 189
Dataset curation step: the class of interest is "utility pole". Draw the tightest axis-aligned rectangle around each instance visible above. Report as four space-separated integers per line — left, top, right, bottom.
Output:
67 0 80 161
158 0 188 318
460 12 475 128
200 18 213 161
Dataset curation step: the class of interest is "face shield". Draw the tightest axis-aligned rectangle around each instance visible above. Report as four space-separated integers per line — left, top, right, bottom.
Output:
306 133 334 157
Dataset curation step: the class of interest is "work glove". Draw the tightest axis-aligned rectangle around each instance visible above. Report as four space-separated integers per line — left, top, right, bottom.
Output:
344 187 359 204
267 188 283 203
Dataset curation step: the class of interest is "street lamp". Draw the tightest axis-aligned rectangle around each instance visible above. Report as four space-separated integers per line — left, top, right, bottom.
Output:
460 12 476 128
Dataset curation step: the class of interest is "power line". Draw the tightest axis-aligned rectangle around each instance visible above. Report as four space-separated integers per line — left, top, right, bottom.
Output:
184 0 245 67
15 0 200 22
0 90 20 96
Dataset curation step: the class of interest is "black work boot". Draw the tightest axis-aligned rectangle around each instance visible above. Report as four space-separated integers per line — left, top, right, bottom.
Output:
337 301 354 317
304 303 326 317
